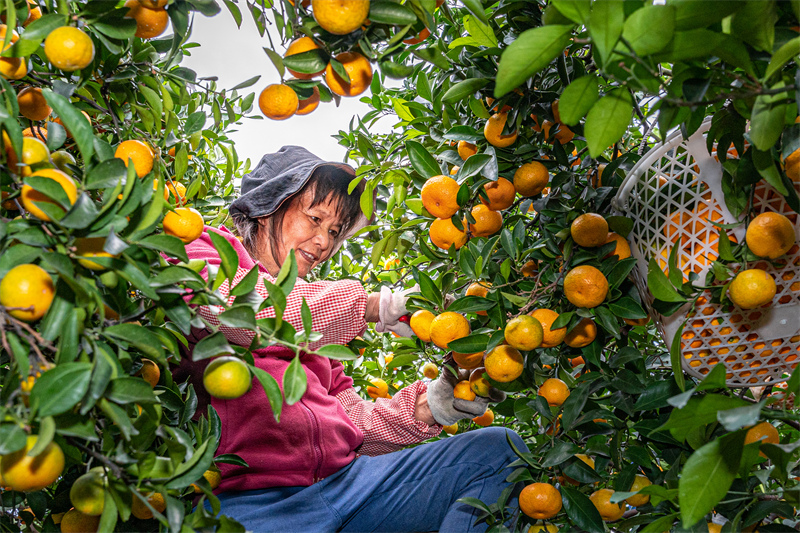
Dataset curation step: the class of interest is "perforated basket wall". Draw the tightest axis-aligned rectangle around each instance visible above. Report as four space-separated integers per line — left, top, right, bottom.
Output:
614 121 800 387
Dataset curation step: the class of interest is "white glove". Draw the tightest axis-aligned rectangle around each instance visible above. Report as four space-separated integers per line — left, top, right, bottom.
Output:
426 356 506 425
375 285 417 337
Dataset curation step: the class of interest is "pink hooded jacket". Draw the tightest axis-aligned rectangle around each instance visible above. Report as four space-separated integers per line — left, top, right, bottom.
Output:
172 226 439 492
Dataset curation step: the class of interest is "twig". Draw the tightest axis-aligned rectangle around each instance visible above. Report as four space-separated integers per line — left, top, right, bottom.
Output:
67 438 127 481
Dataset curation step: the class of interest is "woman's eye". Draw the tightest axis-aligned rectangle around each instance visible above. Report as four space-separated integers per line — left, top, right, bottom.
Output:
330 230 339 238
310 216 320 223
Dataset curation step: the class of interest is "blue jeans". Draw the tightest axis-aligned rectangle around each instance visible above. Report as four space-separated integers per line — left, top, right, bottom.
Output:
213 427 528 532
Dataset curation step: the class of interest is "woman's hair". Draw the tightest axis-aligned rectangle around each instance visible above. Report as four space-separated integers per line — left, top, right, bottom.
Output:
232 165 366 268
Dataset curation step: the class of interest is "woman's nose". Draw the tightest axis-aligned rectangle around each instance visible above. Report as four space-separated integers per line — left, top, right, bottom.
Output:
312 226 332 250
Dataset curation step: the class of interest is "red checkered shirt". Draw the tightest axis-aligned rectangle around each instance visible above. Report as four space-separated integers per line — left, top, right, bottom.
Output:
188 226 441 455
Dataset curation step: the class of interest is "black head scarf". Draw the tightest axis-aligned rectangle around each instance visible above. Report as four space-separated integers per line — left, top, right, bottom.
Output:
230 145 371 240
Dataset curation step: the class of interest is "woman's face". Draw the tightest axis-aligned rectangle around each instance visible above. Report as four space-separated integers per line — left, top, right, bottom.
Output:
259 190 343 277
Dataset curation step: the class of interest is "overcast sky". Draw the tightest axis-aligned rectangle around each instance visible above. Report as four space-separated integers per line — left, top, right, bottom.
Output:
180 7 395 168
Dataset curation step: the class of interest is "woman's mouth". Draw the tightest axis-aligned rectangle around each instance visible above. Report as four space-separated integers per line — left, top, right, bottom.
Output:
298 249 318 265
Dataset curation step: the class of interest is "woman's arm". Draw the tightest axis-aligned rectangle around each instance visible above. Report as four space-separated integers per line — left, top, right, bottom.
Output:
329 361 441 456
335 382 442 456
182 227 379 348
197 266 370 349
414 391 437 426
365 292 380 323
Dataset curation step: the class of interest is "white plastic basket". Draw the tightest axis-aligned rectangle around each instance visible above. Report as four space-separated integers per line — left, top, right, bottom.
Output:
613 121 800 387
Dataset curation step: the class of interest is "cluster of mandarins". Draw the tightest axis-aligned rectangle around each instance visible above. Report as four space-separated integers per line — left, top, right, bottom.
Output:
257 0 443 121
402 207 632 431
515 416 783 527
421 156 551 251
258 0 374 120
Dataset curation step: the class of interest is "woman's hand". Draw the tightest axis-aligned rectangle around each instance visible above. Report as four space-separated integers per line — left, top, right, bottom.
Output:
374 285 417 337
425 355 507 426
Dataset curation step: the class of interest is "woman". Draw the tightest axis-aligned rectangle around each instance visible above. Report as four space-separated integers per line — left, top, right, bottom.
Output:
174 146 527 532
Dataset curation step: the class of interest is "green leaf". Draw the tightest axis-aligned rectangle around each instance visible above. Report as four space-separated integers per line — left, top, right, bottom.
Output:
191 332 234 361
165 438 216 490
552 0 591 24
716 401 763 432
22 175 70 208
447 333 489 354
752 148 788 195
730 0 776 53
494 25 573 98
184 111 207 135
208 230 239 284
230 267 259 296
622 4 675 56
218 306 256 331
445 296 494 314
713 34 755 76
657 29 725 62
667 0 742 30
558 75 599 126
283 355 307 405
30 362 92 417
231 75 260 91
584 91 633 157
541 440 581 467
457 153 492 180
561 485 604 533
750 82 789 151
634 379 682 410
763 36 799 82
606 257 638 289
106 377 158 405
670 321 686 391
139 85 162 126
405 140 441 178
368 0 417 25
411 47 450 70
463 14 497 47
300 298 312 338
660 394 748 441
249 365 283 422
28 416 55 457
42 90 94 162
442 78 490 105
282 49 327 75
102 324 166 362
316 344 358 360
679 436 742 527
85 158 126 189
0 245 40 278
263 47 285 78
460 0 489 25
0 424 27 454
380 60 414 80
647 258 687 303
562 382 590 430
274 253 298 296
588 0 625 66
12 13 64 41
608 297 647 319
137 234 189 262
